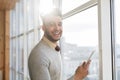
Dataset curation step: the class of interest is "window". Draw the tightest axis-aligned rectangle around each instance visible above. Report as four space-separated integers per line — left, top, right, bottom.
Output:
18 36 24 73
10 0 53 79
27 32 34 55
62 0 90 14
27 0 34 31
19 1 24 34
61 6 99 80
114 0 120 80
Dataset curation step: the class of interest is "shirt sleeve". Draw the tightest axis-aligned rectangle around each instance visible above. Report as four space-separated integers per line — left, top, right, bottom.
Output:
32 64 51 80
28 53 51 80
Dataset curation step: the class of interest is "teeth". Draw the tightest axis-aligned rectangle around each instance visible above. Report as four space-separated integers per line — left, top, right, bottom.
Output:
54 31 59 34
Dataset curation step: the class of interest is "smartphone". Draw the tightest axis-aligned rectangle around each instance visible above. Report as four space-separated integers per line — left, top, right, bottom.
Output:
87 49 95 62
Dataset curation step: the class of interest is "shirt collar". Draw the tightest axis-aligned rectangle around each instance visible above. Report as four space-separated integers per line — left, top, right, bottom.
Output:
42 36 57 50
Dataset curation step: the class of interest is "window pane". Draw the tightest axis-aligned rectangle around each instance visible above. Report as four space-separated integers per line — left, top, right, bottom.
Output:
13 39 16 80
61 6 99 80
114 0 120 80
18 36 24 73
10 39 13 80
34 0 41 27
62 0 90 14
10 11 13 37
26 0 34 31
39 0 54 15
15 3 20 36
12 10 17 37
19 1 24 34
16 38 19 80
27 32 34 55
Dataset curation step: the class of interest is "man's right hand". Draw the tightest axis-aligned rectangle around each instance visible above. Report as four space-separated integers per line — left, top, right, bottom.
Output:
74 60 91 80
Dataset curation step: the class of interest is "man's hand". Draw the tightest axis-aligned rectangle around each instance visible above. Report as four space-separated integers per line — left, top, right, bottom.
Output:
74 60 91 80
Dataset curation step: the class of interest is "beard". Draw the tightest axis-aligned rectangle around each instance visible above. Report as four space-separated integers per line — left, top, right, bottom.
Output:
44 31 62 43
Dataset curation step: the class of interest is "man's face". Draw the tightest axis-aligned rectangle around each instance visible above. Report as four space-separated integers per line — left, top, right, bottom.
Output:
43 16 62 43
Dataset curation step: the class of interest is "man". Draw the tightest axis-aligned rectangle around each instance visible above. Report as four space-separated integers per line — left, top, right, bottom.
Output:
28 8 91 80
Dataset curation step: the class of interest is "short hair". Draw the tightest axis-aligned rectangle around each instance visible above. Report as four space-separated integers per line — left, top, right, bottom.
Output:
40 8 62 25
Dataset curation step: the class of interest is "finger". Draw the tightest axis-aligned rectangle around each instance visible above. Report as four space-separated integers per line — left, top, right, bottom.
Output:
82 62 86 66
85 61 91 69
87 60 91 64
82 61 87 68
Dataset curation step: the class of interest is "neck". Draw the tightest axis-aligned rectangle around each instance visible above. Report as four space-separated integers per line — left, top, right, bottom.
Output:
44 36 57 45
44 36 58 45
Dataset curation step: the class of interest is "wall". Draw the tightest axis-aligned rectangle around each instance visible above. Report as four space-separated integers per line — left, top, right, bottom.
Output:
0 11 5 80
0 10 10 80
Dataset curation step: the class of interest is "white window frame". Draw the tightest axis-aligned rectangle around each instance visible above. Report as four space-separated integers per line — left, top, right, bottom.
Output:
98 0 113 80
62 0 97 19
62 0 114 80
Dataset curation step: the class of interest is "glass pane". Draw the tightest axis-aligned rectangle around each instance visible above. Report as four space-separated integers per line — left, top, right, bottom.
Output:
23 0 28 32
114 0 120 80
10 39 12 68
16 38 19 80
15 3 20 36
19 1 24 34
39 0 54 15
27 0 34 31
61 6 99 80
12 10 17 37
18 36 24 73
10 11 13 37
10 39 13 80
10 69 12 80
12 39 16 80
62 0 90 14
34 0 41 27
27 32 34 56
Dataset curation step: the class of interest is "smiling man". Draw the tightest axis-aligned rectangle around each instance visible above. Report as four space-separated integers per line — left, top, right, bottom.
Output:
28 8 91 80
